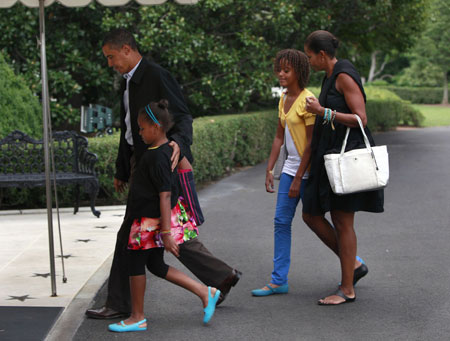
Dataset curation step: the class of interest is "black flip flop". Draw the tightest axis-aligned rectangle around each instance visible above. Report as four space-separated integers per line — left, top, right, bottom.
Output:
353 263 368 285
318 288 356 306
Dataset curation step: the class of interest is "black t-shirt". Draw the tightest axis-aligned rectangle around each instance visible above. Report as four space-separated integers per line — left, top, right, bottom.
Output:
127 142 178 219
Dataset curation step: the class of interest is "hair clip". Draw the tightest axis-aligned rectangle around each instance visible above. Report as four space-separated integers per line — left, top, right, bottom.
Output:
144 104 161 126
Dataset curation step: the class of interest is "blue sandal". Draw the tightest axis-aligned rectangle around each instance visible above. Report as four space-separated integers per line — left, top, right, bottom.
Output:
108 319 147 332
251 284 289 296
203 286 220 324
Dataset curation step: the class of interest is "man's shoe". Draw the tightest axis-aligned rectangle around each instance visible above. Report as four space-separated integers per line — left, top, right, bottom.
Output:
216 269 242 306
85 306 129 319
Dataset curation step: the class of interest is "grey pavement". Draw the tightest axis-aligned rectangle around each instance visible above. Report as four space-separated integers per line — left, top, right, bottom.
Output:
72 126 450 340
2 126 450 340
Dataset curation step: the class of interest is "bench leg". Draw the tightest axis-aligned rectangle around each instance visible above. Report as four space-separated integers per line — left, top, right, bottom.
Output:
74 184 80 215
88 181 101 218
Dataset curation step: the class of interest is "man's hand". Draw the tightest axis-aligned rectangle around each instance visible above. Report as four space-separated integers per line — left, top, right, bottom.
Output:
161 233 179 257
113 177 127 193
168 141 180 171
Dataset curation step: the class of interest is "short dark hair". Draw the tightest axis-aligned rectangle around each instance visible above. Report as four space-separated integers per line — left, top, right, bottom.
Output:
102 28 138 51
305 30 339 58
274 49 310 89
138 99 174 133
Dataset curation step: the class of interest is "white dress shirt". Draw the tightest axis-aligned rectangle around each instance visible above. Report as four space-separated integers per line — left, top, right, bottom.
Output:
123 59 142 146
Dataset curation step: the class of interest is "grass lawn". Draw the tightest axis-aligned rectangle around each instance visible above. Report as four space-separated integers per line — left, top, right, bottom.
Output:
413 104 450 127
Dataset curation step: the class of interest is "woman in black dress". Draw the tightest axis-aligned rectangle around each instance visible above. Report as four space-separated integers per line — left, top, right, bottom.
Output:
303 30 384 305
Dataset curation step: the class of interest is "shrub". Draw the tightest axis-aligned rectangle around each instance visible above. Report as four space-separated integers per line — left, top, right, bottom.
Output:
88 110 278 198
0 91 422 210
307 85 423 130
192 110 277 183
365 87 424 129
0 53 42 138
379 86 442 104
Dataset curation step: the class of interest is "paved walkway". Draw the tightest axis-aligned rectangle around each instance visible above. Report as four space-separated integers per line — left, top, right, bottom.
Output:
1 126 450 340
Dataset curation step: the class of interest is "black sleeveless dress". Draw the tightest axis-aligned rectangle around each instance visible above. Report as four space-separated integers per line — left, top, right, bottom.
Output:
302 60 384 215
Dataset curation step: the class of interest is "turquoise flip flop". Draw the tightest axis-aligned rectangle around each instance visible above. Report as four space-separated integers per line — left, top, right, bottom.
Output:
108 319 147 332
203 287 220 324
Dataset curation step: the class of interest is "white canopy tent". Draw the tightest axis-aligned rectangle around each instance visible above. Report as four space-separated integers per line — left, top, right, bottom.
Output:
0 0 198 296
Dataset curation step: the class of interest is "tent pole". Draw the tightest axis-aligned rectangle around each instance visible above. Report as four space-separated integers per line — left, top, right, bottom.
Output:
39 0 57 297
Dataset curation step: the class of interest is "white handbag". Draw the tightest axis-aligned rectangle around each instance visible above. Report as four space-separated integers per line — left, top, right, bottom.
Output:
324 115 389 195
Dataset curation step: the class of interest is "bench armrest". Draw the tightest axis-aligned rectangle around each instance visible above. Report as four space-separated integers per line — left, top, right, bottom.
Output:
78 149 98 175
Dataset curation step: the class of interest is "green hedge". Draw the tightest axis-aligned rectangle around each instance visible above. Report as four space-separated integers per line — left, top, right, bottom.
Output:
191 110 277 183
308 86 423 130
87 110 278 201
0 53 42 138
0 87 423 209
379 86 443 104
364 87 424 130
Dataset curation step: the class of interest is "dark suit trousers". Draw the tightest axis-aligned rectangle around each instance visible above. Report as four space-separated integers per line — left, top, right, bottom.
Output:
105 159 233 313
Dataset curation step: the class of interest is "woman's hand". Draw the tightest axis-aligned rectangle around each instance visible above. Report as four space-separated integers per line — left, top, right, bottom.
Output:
265 171 275 193
288 177 302 198
305 96 323 116
161 233 179 257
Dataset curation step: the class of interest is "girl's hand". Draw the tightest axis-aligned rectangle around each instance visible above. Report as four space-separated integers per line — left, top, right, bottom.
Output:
288 178 301 198
113 177 127 193
265 171 275 193
161 234 180 257
305 96 322 116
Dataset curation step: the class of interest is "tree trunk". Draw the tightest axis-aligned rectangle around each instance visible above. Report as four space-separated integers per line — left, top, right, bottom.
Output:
367 51 378 83
442 71 448 105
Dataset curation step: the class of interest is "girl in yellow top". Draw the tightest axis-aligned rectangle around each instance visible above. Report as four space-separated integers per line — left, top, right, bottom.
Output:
252 49 316 296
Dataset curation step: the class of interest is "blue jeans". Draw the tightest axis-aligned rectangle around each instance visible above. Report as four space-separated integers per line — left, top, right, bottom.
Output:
271 173 306 285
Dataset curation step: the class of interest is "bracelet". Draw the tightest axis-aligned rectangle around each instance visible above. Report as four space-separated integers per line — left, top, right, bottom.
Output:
331 110 336 130
323 108 331 124
268 170 273 175
160 230 171 235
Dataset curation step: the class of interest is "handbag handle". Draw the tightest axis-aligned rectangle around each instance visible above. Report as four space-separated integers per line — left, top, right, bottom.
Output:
340 115 379 169
340 115 372 155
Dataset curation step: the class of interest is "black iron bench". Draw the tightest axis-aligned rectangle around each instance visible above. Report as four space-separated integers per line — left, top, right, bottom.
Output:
0 130 100 217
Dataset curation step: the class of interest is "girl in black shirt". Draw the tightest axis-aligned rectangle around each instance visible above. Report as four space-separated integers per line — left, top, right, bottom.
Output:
108 100 220 333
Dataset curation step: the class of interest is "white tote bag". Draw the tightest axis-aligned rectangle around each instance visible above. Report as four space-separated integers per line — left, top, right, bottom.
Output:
324 115 389 195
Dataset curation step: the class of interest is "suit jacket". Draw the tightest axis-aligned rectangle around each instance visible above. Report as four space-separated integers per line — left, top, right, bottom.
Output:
115 58 193 182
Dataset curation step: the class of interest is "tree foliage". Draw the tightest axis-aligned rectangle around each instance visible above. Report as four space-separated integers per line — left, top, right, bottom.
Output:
0 52 41 138
396 0 449 103
0 0 431 124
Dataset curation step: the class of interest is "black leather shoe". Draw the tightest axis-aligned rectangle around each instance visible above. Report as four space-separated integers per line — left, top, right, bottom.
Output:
216 269 242 306
353 263 368 285
85 306 129 319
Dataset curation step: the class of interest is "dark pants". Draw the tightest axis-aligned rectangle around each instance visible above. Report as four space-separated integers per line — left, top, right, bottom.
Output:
105 158 233 313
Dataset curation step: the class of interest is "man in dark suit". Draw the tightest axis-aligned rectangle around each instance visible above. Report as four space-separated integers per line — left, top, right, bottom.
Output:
86 28 241 319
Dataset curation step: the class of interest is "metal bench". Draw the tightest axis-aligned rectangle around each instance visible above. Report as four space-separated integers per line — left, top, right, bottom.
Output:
0 130 100 217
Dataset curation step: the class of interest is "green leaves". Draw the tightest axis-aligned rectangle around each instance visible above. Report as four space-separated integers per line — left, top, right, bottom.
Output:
0 52 41 138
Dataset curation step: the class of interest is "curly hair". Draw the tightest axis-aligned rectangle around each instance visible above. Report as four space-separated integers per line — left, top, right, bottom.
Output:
274 49 310 89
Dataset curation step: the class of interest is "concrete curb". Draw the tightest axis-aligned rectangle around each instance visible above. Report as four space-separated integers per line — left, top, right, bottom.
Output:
45 254 113 341
0 205 126 216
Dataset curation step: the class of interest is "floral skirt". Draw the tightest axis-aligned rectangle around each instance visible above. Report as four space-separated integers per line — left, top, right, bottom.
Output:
128 199 199 250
